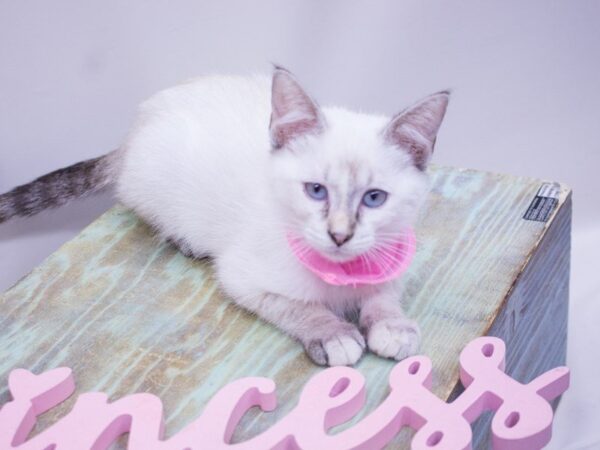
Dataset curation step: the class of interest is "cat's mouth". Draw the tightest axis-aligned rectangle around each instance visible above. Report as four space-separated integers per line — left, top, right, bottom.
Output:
286 230 416 286
320 246 361 263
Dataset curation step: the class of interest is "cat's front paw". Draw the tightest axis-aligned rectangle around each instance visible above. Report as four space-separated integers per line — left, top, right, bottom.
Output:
367 318 420 360
304 323 365 366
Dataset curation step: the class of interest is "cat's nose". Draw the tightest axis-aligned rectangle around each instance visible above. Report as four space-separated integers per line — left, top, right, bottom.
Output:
328 231 353 247
327 211 355 247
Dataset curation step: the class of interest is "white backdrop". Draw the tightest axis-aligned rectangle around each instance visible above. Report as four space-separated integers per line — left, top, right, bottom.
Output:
1 1 599 447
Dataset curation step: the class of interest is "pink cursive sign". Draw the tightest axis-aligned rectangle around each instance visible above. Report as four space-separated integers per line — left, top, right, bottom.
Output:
0 337 569 449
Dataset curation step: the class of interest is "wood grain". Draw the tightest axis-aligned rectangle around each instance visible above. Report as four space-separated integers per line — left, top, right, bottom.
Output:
0 166 571 449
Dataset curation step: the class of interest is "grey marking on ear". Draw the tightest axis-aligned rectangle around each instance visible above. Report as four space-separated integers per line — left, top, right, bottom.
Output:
269 66 325 149
383 91 450 170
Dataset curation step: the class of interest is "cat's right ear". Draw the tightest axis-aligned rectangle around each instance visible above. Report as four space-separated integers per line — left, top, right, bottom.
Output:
269 67 325 149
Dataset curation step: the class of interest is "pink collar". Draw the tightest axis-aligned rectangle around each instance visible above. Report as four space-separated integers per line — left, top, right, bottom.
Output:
287 229 416 286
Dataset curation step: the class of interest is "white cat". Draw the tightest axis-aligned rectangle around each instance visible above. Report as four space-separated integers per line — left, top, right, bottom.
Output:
0 67 449 366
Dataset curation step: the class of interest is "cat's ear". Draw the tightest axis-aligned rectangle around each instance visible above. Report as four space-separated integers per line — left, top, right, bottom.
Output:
383 91 450 170
269 67 325 149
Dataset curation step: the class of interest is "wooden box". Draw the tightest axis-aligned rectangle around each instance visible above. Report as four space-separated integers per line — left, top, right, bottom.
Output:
0 166 571 449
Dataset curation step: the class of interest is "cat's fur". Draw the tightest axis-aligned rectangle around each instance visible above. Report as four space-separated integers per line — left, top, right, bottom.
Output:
0 68 449 366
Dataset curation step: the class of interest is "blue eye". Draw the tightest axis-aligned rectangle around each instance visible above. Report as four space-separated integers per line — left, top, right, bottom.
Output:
304 182 328 201
362 189 388 208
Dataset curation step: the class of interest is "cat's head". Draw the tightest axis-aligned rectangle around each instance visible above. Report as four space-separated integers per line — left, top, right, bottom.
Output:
268 67 449 263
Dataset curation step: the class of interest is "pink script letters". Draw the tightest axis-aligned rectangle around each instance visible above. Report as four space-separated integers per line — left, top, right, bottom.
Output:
0 337 569 449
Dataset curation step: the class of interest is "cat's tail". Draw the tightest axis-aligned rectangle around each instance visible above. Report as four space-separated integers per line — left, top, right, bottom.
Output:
0 152 116 224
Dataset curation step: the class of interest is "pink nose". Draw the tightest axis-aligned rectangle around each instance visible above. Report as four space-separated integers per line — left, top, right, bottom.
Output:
328 231 353 247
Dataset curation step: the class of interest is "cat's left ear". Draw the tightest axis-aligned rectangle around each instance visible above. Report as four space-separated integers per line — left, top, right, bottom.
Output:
383 91 450 170
270 67 325 149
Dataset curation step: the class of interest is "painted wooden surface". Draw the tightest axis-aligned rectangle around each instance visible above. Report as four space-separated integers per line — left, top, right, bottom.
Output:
453 193 571 448
0 166 571 449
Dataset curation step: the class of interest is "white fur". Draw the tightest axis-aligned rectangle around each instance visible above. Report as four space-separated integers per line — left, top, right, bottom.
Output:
367 318 420 360
114 72 447 365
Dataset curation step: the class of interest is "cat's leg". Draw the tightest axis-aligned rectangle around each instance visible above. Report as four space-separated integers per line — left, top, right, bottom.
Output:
234 292 365 366
360 288 420 360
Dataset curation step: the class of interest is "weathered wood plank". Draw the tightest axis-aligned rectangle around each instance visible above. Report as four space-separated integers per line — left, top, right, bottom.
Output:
0 166 571 448
468 193 571 448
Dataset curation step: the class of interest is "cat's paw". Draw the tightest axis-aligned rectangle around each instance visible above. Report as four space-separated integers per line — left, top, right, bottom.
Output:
304 324 365 366
367 319 420 360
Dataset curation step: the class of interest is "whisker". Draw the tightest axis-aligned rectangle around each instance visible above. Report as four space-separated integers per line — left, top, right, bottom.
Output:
372 249 394 275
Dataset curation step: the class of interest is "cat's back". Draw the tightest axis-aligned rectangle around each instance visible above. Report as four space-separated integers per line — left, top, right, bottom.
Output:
125 73 271 158
116 74 273 250
151 73 271 130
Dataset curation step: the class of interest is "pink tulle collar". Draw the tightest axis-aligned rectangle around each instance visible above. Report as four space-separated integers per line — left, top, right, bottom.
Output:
287 229 416 286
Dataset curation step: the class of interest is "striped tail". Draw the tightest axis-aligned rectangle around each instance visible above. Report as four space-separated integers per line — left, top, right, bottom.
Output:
0 154 114 223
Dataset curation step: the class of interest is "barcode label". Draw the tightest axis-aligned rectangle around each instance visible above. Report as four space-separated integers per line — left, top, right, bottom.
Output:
523 183 560 222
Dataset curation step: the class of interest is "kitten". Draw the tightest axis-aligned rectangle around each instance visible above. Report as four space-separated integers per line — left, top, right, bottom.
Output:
0 67 449 366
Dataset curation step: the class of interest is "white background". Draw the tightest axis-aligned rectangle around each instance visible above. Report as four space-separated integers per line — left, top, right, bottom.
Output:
1 1 599 447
